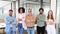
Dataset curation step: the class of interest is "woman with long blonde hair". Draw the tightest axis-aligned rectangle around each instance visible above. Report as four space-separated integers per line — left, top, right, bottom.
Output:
46 10 56 34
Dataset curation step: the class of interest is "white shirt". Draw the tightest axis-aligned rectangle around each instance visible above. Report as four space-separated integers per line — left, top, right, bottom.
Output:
16 13 25 23
16 13 27 30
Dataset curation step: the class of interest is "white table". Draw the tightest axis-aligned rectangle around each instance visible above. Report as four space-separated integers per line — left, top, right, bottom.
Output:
0 23 6 34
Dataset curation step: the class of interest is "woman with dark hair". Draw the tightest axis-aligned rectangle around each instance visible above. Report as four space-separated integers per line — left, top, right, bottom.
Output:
16 7 26 34
46 10 56 34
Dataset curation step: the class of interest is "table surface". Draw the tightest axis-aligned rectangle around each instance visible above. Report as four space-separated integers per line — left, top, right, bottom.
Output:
0 23 6 28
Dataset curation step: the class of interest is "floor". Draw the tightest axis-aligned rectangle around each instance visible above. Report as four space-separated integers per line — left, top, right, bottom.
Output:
16 30 37 34
0 30 37 34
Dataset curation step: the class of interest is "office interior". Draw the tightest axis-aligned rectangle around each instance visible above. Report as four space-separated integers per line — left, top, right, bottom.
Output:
0 0 60 34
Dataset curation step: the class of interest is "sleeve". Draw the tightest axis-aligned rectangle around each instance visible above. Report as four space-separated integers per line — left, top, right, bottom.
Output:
5 16 10 25
31 15 36 21
22 14 26 22
25 15 29 23
25 15 27 22
12 17 17 25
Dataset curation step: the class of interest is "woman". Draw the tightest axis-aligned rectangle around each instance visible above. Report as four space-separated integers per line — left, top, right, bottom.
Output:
46 10 56 34
16 7 25 34
25 8 36 34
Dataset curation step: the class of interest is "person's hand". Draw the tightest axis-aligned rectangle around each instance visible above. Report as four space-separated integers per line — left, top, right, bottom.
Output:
30 20 35 23
49 20 54 25
27 19 30 22
23 17 25 19
36 17 39 20
10 20 13 24
49 22 54 25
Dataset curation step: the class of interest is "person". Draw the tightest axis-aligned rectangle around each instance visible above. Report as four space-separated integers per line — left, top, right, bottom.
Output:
5 10 16 34
16 7 26 34
46 10 56 34
37 8 46 34
25 8 36 34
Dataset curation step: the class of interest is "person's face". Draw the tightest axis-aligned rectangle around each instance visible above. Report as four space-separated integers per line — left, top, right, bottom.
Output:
9 11 13 16
28 9 32 15
20 9 23 13
48 11 52 16
39 10 43 14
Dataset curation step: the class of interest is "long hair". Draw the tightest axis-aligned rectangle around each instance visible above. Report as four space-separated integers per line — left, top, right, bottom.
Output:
47 10 54 21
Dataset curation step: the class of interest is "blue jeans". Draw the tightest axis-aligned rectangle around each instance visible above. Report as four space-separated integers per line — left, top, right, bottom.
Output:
18 23 24 34
27 27 34 34
6 28 15 34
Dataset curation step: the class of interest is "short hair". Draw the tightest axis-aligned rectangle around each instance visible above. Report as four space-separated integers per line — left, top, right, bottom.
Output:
28 8 32 12
9 9 13 12
18 7 25 13
28 8 32 10
39 8 44 11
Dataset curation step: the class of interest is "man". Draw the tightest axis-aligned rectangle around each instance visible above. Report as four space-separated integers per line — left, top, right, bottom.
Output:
25 8 36 34
37 8 46 34
5 10 16 34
